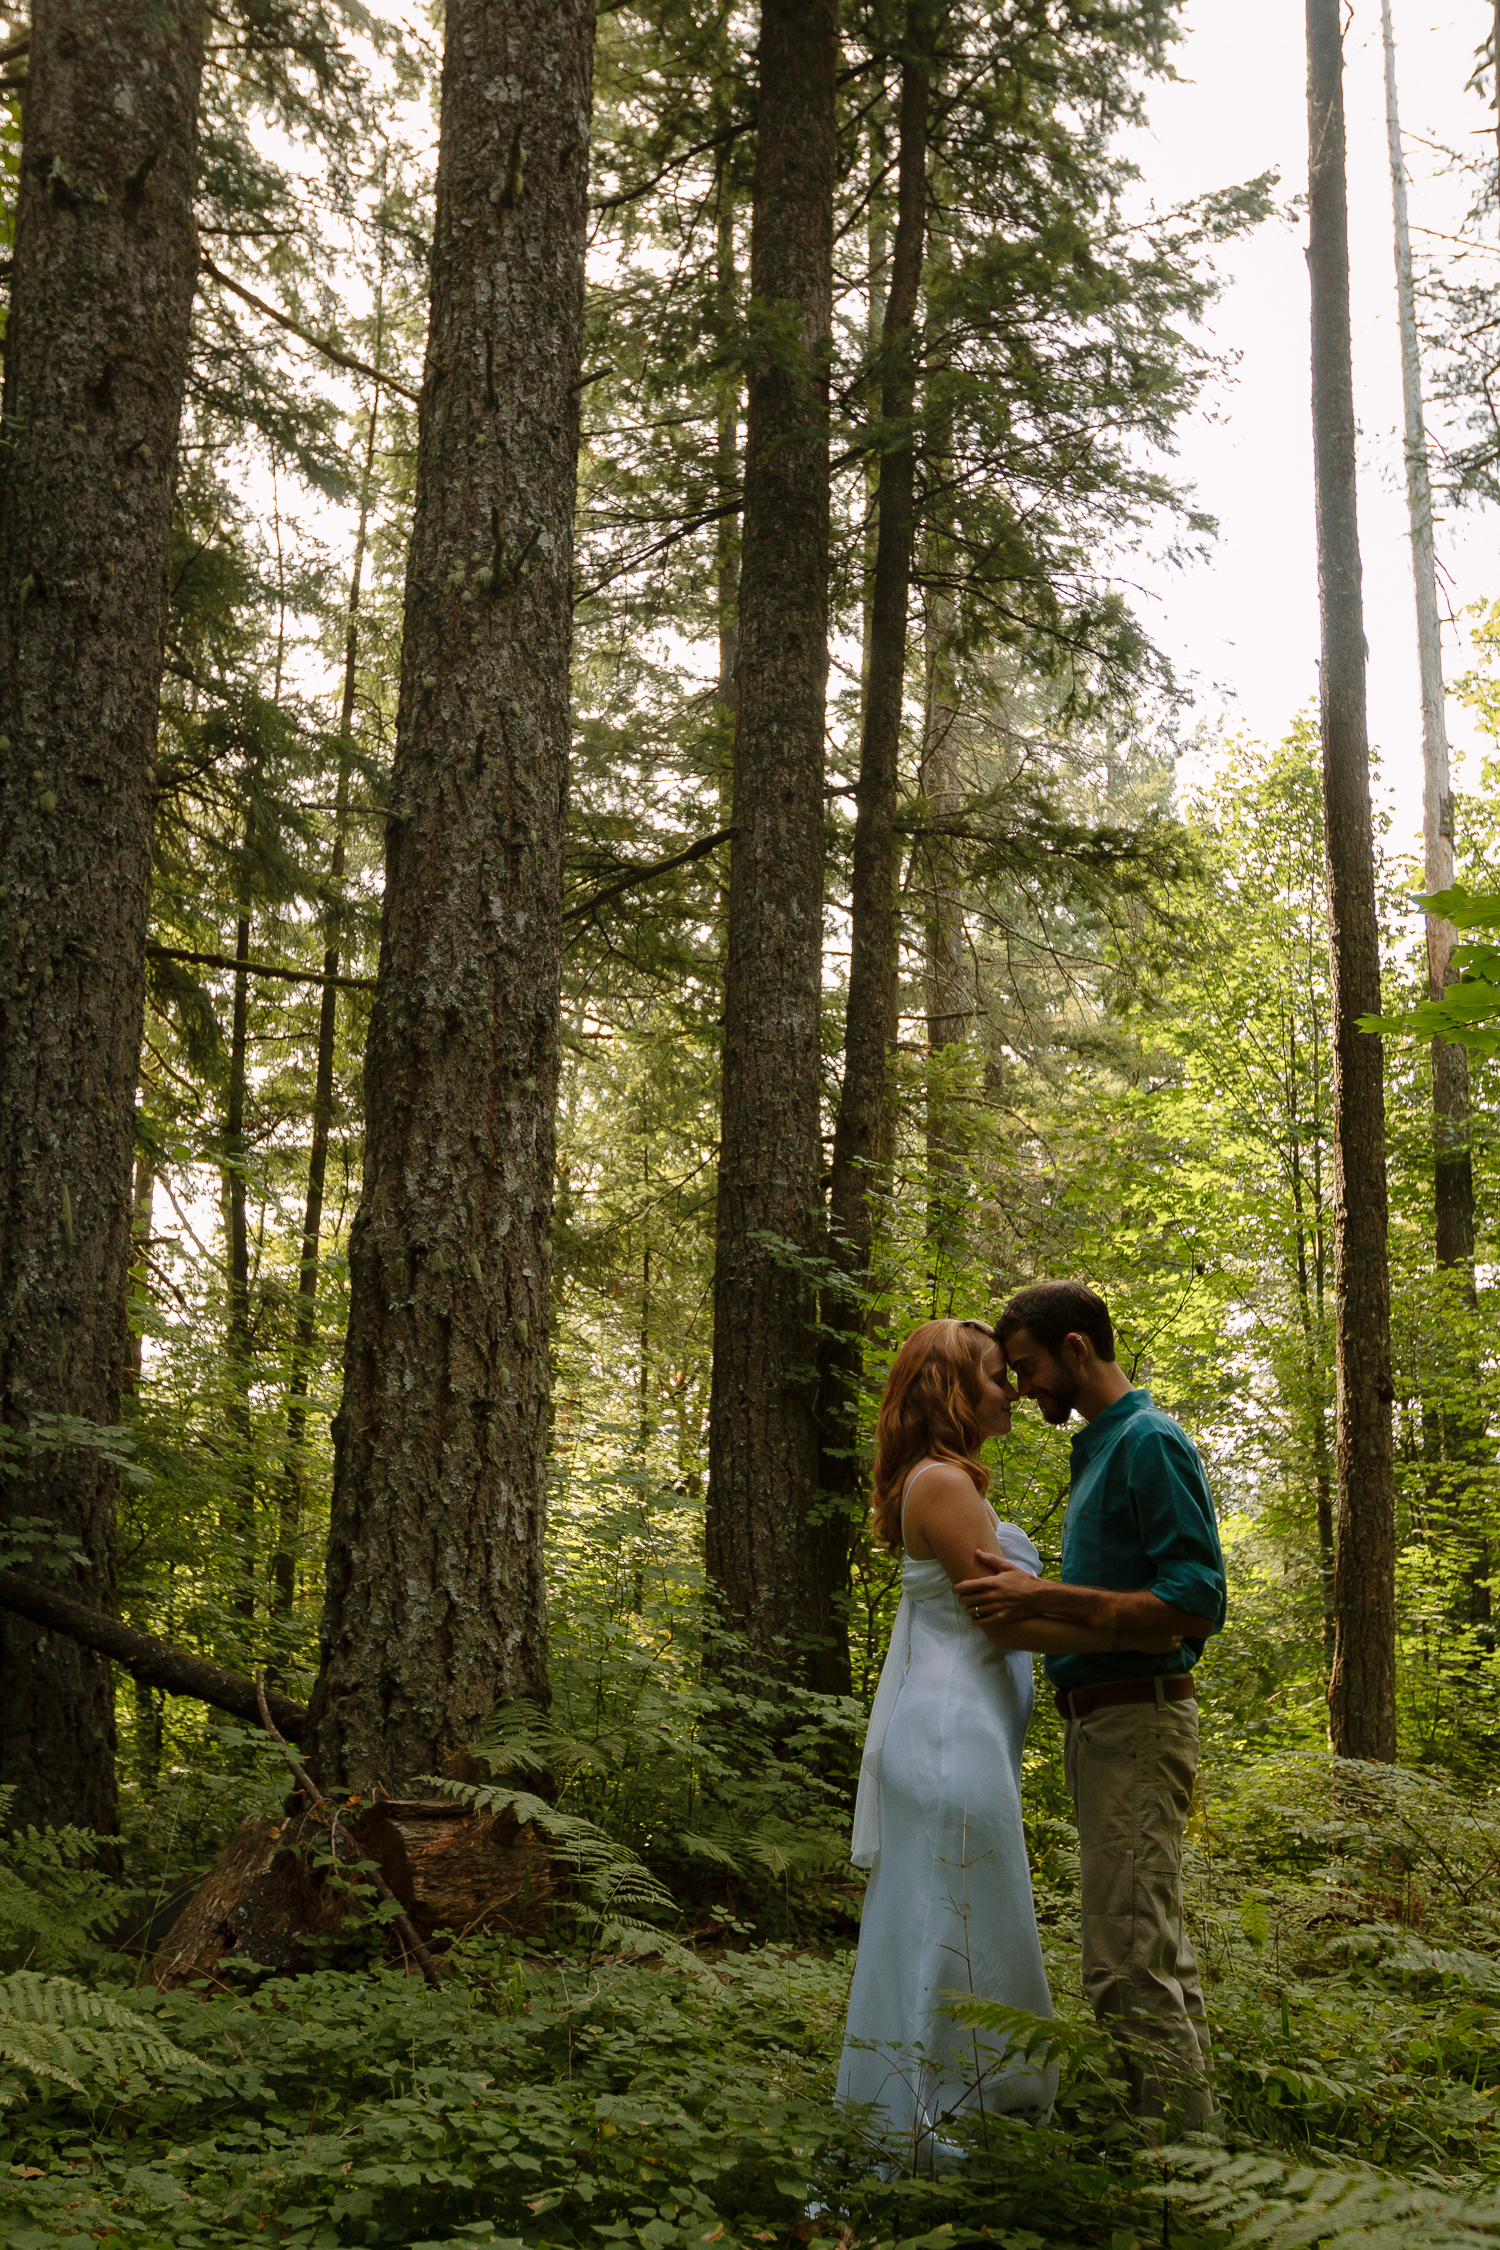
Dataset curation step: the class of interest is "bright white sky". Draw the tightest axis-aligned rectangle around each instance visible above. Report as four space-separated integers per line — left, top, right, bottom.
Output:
1121 0 1499 858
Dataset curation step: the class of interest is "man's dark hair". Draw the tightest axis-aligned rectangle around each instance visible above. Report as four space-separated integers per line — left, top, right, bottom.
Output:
995 1281 1116 1364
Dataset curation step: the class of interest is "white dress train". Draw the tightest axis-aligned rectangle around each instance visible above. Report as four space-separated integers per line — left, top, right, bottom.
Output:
836 1475 1059 2167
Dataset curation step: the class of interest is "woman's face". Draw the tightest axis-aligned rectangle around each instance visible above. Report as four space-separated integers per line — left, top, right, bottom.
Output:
974 1343 1018 1438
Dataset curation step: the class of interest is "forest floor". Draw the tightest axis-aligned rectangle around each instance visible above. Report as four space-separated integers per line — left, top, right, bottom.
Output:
1 1746 1498 2250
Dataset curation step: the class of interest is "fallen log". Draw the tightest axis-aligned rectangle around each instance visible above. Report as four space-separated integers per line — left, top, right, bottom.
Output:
0 1572 309 1739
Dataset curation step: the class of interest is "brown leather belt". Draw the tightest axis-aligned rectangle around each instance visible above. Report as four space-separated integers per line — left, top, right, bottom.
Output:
1054 1674 1197 1722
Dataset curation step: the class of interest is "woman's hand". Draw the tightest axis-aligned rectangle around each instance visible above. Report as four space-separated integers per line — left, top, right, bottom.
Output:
1128 1629 1184 1656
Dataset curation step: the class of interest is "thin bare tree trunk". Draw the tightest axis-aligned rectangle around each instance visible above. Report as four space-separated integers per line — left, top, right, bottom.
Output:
224 898 256 1622
920 570 967 1297
706 0 838 1679
820 9 936 1690
306 0 595 1793
1307 0 1397 1761
123 1150 154 1400
715 194 739 726
1382 0 1488 1648
275 371 382 1620
1380 0 1475 1277
0 0 204 1835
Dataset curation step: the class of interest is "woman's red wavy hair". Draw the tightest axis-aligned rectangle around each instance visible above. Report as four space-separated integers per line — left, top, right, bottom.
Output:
870 1318 998 1553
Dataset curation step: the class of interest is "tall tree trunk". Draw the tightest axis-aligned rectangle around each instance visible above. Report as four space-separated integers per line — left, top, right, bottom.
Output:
1306 0 1398 1762
0 0 204 1832
1382 0 1488 1647
305 0 594 1794
1380 0 1475 1279
706 0 838 1679
920 573 967 1297
224 898 256 1622
819 11 934 1695
274 377 382 1621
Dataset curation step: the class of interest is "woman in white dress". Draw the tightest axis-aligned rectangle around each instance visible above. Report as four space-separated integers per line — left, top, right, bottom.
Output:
836 1318 1181 2171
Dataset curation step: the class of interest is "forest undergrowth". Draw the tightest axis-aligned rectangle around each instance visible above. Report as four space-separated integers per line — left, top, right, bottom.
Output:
2 1613 1498 2250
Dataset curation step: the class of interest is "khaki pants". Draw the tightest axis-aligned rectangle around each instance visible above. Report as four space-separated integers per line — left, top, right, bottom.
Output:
1063 1692 1212 2130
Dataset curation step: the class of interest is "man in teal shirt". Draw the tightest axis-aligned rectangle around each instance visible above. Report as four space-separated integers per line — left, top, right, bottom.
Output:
957 1280 1226 2130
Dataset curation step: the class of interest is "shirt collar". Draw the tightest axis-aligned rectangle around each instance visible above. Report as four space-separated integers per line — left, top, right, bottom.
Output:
1069 1385 1151 1466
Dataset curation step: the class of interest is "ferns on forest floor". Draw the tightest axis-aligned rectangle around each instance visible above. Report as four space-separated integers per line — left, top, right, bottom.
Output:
4 1726 1499 2248
0 1790 123 1974
0 1970 217 2105
1162 2145 1500 2248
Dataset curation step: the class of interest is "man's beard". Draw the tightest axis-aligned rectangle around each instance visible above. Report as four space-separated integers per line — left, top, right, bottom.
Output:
1038 1375 1079 1426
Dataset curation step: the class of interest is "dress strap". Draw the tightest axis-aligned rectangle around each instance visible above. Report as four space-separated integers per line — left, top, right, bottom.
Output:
900 1458 940 1548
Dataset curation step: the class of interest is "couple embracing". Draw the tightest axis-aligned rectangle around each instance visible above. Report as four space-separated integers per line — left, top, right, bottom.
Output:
836 1281 1227 2169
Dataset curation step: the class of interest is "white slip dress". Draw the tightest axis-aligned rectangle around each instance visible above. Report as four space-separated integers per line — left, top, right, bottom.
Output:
835 1463 1060 2169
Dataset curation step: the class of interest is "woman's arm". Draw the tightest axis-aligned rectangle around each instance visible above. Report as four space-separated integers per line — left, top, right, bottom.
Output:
904 1469 1174 1653
984 1617 1182 1656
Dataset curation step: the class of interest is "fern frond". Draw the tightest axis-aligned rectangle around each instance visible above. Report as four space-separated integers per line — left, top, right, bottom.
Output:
0 1793 119 1970
1162 2144 1500 2248
0 1972 219 2105
420 1776 679 1920
584 1914 717 1980
675 1831 744 1872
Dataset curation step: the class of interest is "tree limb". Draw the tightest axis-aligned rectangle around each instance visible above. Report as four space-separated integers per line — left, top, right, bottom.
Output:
564 829 733 923
198 255 419 405
0 1572 310 1738
147 943 375 994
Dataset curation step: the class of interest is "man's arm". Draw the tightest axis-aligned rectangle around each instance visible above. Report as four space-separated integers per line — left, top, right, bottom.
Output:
955 1555 1216 1644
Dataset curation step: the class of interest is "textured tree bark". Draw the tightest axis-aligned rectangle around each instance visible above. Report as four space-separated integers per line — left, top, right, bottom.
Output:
1306 0 1397 1761
706 0 838 1676
819 15 934 1695
304 0 594 1793
0 0 205 1832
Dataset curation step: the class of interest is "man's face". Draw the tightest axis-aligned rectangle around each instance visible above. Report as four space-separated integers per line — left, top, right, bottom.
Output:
1000 1325 1080 1426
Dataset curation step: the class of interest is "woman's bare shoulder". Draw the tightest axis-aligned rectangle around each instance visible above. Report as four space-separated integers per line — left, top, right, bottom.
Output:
902 1459 990 1558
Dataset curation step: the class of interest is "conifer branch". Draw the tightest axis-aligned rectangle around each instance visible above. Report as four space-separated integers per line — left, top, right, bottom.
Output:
565 829 733 923
147 943 375 994
198 255 419 403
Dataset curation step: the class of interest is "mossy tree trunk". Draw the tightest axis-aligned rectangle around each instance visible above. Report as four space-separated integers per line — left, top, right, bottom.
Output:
0 0 204 1832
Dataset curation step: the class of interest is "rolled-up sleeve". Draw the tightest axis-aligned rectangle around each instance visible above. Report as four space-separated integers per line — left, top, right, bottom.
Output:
1129 1430 1227 1630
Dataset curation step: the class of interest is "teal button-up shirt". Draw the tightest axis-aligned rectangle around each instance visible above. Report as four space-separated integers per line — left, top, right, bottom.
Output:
1044 1387 1227 1691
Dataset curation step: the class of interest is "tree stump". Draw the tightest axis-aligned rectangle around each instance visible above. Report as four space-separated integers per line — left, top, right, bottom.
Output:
152 1798 557 1989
